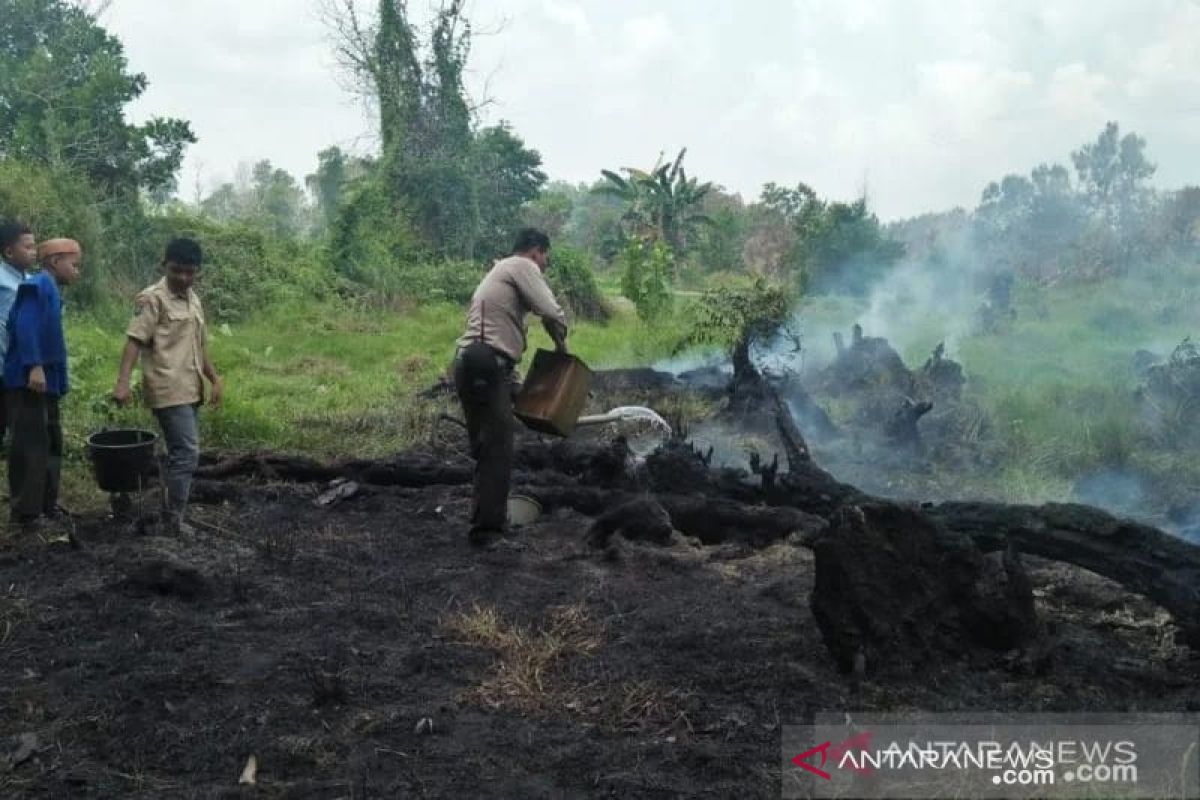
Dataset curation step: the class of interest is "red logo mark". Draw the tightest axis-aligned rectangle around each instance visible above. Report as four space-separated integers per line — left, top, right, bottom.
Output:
792 731 875 780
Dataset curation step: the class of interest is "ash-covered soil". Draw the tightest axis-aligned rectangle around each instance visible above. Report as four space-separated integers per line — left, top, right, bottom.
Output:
2 464 1198 798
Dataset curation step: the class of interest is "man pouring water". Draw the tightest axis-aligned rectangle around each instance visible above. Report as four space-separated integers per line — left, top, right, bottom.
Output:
454 228 568 549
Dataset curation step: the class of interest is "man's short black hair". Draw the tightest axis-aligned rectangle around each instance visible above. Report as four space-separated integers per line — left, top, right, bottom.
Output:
512 228 550 254
0 221 33 252
164 237 203 268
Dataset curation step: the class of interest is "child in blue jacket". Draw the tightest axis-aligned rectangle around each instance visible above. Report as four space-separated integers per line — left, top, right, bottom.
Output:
4 239 83 530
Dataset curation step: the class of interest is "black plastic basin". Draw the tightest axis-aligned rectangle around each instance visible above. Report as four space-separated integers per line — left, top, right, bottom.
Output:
87 429 159 493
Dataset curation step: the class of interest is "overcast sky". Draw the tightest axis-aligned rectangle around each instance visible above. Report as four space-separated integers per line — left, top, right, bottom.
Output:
105 0 1200 220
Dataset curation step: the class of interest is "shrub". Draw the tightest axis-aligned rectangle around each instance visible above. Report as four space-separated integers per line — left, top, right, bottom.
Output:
548 245 609 322
136 212 332 321
0 159 105 302
620 238 673 322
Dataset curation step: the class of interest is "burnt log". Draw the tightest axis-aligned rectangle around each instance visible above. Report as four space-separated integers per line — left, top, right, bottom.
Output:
775 380 839 442
194 441 1200 652
516 437 634 488
197 452 338 482
658 493 823 546
588 496 674 547
809 502 1038 675
748 451 780 489
929 501 1200 647
527 486 824 547
197 452 473 488
644 440 714 494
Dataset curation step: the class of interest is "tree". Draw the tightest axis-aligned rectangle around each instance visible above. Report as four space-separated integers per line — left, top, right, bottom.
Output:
200 161 309 238
692 190 747 273
755 183 902 294
596 148 713 254
1069 122 1157 271
520 182 577 240
0 0 194 200
251 161 308 238
677 278 795 379
1071 122 1155 222
619 238 673 322
307 147 351 229
471 123 547 259
561 181 626 262
325 1 545 260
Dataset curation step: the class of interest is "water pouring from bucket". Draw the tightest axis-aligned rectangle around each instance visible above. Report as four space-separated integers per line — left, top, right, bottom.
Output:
575 406 673 456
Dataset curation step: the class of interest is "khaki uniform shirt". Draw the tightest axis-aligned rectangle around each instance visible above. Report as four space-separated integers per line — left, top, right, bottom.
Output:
126 278 207 409
456 255 567 363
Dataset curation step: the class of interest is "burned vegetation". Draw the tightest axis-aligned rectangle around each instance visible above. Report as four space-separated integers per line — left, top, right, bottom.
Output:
3 351 1200 798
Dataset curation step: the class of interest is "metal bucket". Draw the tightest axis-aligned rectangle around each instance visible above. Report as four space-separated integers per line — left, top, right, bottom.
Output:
507 494 542 527
86 429 158 493
514 349 593 437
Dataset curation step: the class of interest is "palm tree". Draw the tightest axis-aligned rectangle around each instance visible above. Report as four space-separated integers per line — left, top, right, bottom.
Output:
596 148 713 254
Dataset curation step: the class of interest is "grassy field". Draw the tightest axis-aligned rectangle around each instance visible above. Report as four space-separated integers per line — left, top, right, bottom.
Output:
53 300 689 510
35 256 1200 515
793 258 1200 505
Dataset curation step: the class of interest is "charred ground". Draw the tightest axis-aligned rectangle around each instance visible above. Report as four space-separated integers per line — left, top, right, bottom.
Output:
2 376 1200 797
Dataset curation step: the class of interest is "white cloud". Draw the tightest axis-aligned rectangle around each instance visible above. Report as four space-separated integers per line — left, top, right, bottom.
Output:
1045 63 1110 121
96 0 1200 218
540 0 590 36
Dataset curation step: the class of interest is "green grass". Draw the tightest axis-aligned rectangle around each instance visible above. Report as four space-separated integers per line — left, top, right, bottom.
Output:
51 257 1200 514
56 300 688 510
789 257 1200 505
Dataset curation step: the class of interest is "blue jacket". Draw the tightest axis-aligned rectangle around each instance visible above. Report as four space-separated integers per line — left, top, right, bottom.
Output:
0 260 24 370
3 271 69 397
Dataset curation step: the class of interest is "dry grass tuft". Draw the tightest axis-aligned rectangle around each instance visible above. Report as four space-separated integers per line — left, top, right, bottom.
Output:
444 603 604 715
445 604 692 734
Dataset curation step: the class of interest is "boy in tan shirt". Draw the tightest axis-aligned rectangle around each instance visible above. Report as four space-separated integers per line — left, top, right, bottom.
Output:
113 238 223 534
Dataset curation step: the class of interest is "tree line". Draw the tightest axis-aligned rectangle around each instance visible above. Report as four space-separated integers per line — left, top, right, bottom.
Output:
2 1 1197 334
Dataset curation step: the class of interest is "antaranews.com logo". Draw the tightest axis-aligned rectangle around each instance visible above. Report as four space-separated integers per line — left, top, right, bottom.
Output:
781 713 1200 799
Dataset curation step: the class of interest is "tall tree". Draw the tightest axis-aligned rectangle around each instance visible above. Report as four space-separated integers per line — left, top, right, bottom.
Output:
1071 122 1156 220
0 0 194 200
756 183 903 294
472 123 546 258
1071 122 1156 268
251 161 307 238
307 147 350 228
326 1 544 261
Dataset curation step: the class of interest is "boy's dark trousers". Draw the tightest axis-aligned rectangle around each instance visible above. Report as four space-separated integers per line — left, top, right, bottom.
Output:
6 389 62 521
0 379 7 451
453 343 515 533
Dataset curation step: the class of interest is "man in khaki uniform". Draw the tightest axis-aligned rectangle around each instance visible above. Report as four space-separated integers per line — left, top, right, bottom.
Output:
454 228 568 548
113 238 223 534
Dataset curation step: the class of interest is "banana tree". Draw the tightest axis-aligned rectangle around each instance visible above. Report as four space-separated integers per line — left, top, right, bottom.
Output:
595 148 713 255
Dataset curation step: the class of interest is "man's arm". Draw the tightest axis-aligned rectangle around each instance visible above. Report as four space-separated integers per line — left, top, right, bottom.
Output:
12 287 46 393
541 317 569 353
514 261 570 352
114 293 157 405
112 338 141 405
201 346 223 407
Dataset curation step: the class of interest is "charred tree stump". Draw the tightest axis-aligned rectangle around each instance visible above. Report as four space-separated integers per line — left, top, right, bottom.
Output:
809 502 1038 675
748 451 780 489
883 397 934 452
